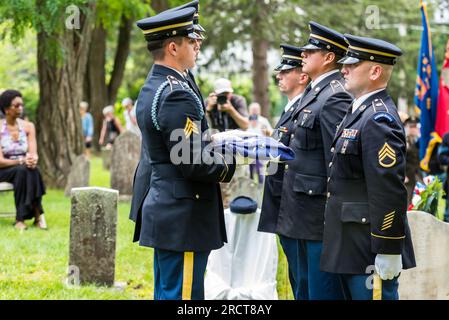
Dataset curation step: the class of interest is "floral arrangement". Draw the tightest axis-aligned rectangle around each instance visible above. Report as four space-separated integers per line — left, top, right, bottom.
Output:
409 176 444 216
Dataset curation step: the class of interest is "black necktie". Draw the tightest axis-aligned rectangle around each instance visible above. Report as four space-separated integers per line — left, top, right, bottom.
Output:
302 83 312 98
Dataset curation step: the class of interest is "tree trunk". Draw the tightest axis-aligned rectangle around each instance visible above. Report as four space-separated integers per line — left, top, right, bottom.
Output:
251 1 271 118
107 15 133 105
85 24 108 151
86 14 133 150
251 38 270 118
36 2 96 188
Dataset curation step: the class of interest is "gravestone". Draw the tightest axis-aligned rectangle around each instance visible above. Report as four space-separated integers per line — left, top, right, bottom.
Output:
69 187 118 287
64 155 90 197
399 211 449 300
102 148 112 170
110 131 141 196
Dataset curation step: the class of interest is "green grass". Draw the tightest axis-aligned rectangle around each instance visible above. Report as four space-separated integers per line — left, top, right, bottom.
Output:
0 156 293 300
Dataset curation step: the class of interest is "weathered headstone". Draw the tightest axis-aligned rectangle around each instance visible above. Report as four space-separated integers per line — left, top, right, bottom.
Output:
64 155 90 197
69 187 118 287
399 211 449 300
102 148 112 170
110 131 141 196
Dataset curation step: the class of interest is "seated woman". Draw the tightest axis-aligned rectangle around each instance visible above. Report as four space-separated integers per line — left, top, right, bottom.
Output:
0 90 46 230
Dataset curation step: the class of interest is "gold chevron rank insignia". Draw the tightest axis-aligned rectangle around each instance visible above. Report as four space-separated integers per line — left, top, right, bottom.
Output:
378 142 396 168
381 211 395 231
184 117 199 139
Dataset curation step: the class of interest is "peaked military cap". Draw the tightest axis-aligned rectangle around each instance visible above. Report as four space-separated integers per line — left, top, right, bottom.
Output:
165 0 206 34
230 196 258 214
301 21 348 56
338 34 402 65
275 44 304 71
136 7 201 42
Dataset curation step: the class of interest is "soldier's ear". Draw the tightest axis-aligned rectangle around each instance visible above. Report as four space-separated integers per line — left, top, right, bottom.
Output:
299 72 309 84
369 64 383 81
323 51 336 66
167 41 179 56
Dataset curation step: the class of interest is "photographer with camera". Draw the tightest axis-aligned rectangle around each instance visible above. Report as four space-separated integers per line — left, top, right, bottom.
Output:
206 78 249 132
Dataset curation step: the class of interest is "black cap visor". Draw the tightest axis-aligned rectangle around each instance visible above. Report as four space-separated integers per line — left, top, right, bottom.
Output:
274 63 298 72
187 30 202 40
194 23 206 33
338 55 360 65
301 43 321 51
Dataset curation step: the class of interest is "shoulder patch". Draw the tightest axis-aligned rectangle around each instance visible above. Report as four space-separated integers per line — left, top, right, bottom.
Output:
330 80 346 93
166 75 184 91
371 98 389 113
373 112 395 124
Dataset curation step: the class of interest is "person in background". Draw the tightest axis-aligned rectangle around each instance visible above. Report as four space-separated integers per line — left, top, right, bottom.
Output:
79 101 94 158
0 89 46 230
403 116 421 205
438 131 449 222
206 78 250 208
247 102 273 137
122 98 141 138
206 78 249 132
247 102 273 184
99 105 123 149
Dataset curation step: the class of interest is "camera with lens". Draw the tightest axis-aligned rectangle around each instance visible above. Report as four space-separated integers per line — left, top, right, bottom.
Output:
216 94 228 105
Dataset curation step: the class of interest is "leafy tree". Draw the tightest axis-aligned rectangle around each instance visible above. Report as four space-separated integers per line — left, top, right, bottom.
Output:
11 0 96 188
200 0 448 117
201 0 304 117
84 0 149 150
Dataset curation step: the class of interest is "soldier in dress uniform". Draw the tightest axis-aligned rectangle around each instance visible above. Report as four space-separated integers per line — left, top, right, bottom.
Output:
320 34 416 300
129 1 206 227
258 44 310 299
276 22 353 300
166 0 206 99
131 7 236 300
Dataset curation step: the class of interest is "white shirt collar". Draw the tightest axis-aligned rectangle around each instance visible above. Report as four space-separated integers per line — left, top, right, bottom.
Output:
284 93 303 112
164 65 186 79
352 88 386 113
311 69 340 89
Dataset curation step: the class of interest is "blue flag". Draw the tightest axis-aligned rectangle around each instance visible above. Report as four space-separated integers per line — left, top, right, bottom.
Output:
415 1 440 171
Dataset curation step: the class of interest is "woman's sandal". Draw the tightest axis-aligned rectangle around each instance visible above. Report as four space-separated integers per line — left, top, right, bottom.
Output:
33 215 47 230
14 221 28 231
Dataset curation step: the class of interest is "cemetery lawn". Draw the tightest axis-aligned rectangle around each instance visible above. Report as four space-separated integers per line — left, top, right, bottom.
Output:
0 156 293 300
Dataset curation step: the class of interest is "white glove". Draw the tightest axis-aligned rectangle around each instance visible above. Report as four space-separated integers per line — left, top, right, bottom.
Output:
374 254 402 280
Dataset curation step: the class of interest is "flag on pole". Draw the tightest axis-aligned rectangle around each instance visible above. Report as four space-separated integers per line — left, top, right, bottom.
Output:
435 38 449 137
415 0 440 172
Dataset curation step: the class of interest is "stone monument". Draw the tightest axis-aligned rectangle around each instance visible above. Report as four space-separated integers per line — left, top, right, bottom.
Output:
110 131 141 196
69 187 118 287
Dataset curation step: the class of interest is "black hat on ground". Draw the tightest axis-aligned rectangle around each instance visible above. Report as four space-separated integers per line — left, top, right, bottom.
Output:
229 196 258 214
338 34 402 65
275 44 304 71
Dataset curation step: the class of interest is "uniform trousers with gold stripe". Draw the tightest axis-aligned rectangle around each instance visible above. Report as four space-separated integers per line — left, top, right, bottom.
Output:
338 274 399 300
153 249 210 300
